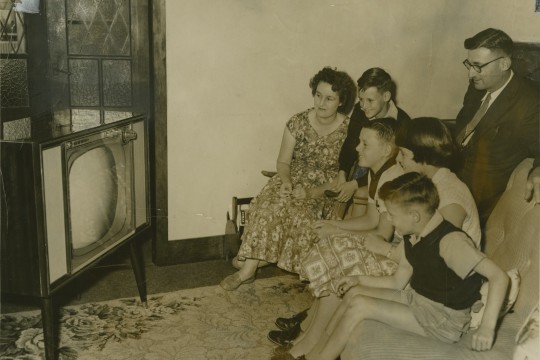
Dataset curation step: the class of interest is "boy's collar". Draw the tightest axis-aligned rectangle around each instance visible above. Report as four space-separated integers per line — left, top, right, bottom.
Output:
368 156 397 199
369 155 397 178
416 211 444 239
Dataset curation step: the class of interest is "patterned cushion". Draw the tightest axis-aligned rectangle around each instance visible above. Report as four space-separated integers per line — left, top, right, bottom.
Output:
469 269 520 330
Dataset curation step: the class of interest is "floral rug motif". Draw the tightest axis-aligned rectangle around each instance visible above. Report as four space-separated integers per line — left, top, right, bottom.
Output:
0 275 311 360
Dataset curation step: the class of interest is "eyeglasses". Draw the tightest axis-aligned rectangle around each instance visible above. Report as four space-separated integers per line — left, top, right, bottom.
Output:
462 57 504 73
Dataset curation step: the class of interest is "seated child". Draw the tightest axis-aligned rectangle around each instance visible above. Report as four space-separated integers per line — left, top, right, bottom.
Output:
334 67 411 204
395 117 481 248
302 172 509 360
304 117 403 295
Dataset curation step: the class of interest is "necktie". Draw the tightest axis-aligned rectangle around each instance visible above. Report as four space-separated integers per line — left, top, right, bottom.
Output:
457 92 492 146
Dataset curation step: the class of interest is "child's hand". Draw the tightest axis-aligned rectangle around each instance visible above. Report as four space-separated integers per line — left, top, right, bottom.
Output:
335 276 359 296
312 220 340 237
335 172 347 188
471 325 495 351
362 233 379 251
335 180 357 202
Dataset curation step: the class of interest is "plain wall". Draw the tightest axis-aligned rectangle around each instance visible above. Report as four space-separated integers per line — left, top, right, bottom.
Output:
166 0 540 240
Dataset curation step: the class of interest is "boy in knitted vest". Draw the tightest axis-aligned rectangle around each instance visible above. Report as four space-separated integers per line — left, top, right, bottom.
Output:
304 172 508 360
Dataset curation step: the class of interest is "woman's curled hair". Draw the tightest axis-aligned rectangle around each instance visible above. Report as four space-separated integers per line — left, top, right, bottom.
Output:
309 66 357 114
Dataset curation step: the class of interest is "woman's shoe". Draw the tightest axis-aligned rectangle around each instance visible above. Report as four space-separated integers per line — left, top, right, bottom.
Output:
219 272 255 291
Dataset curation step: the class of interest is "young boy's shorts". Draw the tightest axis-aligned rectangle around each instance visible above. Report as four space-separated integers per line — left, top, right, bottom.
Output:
401 288 471 343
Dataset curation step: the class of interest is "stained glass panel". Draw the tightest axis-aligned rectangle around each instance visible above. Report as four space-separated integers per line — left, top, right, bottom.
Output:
2 117 31 140
71 109 101 132
67 0 130 56
102 59 132 107
0 59 29 107
0 4 26 55
104 111 133 123
69 58 99 106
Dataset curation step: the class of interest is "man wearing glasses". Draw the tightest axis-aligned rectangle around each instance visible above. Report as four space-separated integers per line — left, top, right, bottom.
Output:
455 28 540 228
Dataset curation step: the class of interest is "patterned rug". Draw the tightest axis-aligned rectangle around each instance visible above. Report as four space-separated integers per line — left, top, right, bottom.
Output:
0 275 312 360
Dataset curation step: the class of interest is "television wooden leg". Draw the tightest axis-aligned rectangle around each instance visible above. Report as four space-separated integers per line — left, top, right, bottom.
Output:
130 241 148 306
41 296 57 360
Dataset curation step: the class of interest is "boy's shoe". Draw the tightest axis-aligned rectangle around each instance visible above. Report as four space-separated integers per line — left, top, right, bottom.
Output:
275 309 308 331
270 344 306 360
267 323 302 346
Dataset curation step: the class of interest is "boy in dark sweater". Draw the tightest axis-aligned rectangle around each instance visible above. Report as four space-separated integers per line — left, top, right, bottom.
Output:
333 68 411 203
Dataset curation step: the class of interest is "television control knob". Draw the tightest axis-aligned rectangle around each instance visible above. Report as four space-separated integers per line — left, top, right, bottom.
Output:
122 129 138 143
104 129 121 138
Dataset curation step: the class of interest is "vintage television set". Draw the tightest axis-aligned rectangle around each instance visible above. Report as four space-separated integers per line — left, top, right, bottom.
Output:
0 114 150 358
46 119 148 280
1 115 149 294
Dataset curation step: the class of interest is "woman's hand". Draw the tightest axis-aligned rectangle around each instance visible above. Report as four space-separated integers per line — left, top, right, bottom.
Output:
292 186 308 199
335 276 360 297
280 182 292 198
471 325 495 351
312 220 340 238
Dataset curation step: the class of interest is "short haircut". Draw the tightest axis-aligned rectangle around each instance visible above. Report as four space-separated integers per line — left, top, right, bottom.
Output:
395 117 458 169
309 67 357 114
464 28 514 57
379 172 439 215
363 117 398 144
357 67 396 100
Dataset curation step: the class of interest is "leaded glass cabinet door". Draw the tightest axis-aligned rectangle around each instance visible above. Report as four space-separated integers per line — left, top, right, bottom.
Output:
1 0 149 139
0 2 30 139
47 0 149 132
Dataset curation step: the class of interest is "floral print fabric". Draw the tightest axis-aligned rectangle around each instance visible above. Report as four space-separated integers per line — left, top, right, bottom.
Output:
301 233 398 297
237 108 349 273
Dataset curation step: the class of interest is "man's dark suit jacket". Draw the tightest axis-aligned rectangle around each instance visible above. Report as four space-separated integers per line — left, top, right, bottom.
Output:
339 103 411 186
456 75 540 225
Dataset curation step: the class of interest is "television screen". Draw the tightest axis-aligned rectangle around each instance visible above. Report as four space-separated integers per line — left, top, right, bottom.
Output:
68 141 132 256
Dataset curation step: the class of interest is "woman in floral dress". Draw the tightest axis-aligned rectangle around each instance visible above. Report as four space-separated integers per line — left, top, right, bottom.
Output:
220 67 357 291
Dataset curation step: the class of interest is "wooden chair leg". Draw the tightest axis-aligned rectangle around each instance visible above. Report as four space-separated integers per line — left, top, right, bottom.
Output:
224 196 253 260
347 186 368 218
